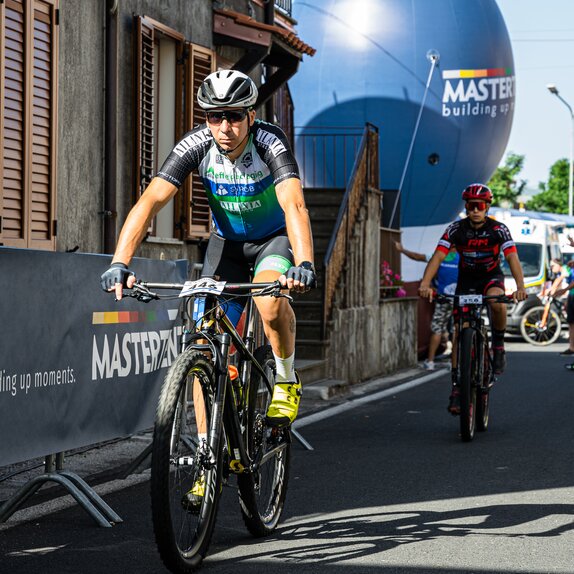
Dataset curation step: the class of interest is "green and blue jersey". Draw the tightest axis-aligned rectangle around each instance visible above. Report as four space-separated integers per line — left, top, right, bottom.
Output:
157 120 300 241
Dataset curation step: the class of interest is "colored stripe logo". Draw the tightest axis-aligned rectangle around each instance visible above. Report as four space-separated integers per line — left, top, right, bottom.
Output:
442 68 512 79
92 309 179 325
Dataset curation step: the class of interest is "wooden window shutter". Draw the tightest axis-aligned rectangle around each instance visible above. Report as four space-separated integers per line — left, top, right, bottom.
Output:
29 0 57 249
135 16 155 201
2 0 26 247
1 0 57 250
184 44 215 239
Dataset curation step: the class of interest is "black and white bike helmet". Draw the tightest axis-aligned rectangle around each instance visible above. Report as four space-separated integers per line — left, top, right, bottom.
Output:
197 70 258 109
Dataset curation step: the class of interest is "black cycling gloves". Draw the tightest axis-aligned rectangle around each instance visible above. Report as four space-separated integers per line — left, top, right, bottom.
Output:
100 262 134 291
285 261 317 289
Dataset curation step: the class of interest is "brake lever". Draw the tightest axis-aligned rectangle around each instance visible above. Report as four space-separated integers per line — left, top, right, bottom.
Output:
125 283 158 303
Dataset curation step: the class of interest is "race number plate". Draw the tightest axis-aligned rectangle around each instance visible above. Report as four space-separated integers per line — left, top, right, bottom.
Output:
458 294 483 305
179 278 227 297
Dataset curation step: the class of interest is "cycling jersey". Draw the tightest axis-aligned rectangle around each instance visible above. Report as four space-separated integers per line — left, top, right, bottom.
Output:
436 217 517 274
156 119 300 241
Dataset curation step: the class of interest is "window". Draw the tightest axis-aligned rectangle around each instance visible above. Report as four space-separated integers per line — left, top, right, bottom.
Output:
1 0 59 249
135 16 215 240
184 44 215 239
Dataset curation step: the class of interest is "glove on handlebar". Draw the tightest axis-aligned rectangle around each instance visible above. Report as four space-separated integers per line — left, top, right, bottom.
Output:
285 262 317 289
100 262 134 291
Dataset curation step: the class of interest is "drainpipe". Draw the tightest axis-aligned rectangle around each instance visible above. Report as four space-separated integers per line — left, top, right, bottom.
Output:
103 0 118 254
263 0 274 122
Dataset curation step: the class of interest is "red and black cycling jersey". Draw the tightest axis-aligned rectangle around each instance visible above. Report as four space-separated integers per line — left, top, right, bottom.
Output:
436 217 517 274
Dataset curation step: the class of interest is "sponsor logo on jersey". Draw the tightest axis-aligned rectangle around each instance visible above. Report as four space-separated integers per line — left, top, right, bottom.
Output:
255 129 287 157
220 200 262 213
172 127 211 158
441 67 515 119
215 185 228 196
241 152 253 168
216 154 224 164
205 166 265 183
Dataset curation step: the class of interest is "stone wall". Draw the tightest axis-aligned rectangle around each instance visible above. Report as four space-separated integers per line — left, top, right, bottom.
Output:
324 185 417 384
327 298 417 384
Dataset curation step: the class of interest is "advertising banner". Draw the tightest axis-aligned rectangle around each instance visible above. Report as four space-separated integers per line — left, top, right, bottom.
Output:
0 248 188 466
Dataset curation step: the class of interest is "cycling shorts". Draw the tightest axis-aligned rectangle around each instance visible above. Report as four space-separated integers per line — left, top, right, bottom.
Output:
200 231 294 326
455 270 505 296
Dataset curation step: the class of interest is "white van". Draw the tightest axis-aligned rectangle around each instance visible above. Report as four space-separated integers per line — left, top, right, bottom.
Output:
489 209 564 332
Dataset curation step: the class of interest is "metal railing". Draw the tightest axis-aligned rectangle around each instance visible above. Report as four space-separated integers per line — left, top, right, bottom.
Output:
274 0 292 17
295 127 364 189
323 124 379 325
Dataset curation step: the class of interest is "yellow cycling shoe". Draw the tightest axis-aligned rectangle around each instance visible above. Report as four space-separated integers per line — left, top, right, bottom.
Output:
265 375 302 428
181 474 205 513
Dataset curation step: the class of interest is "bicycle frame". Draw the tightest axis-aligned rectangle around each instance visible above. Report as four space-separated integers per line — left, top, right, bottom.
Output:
452 297 492 387
137 281 280 475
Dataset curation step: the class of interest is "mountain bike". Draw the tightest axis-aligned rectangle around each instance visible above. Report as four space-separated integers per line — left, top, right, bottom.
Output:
437 293 510 442
126 277 292 573
519 293 563 346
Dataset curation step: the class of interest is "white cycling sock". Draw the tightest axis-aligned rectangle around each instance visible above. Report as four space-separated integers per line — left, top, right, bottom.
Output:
273 352 295 383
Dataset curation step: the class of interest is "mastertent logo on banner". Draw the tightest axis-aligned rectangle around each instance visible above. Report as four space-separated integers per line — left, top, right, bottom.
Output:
91 309 182 380
441 67 515 119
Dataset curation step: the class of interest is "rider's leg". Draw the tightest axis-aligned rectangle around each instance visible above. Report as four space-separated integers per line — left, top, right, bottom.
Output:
253 269 296 361
253 268 302 427
486 285 507 374
448 324 460 415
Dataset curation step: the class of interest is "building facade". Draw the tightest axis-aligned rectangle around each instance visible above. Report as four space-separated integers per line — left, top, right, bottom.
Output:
0 0 313 264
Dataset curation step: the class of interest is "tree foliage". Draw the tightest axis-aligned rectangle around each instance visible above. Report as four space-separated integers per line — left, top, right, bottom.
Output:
526 158 570 213
487 153 527 207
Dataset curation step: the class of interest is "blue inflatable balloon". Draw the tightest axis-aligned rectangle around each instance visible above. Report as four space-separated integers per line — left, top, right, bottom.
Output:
291 0 515 278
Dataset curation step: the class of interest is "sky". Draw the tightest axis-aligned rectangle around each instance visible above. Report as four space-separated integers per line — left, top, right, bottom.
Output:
495 0 574 191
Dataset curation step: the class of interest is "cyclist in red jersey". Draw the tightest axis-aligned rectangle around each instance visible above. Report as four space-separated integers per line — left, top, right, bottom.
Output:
419 184 527 414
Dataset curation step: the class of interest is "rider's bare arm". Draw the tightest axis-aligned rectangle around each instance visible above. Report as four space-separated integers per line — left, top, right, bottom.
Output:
112 177 178 267
275 177 314 266
110 177 178 299
418 249 448 300
505 251 527 301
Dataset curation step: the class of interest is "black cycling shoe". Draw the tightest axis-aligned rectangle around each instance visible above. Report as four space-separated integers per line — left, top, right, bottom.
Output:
493 348 506 375
447 386 460 416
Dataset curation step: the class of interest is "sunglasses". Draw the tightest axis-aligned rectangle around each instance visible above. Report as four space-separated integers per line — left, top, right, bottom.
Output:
206 109 248 126
465 201 488 211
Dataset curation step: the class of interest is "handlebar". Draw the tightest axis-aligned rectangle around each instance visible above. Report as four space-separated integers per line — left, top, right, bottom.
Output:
124 280 287 303
434 293 513 305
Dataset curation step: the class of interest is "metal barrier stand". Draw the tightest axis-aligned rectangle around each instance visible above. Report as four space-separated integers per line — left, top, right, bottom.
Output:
0 452 123 528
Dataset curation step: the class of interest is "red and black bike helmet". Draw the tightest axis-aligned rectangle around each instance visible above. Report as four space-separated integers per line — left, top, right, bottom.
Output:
462 183 493 203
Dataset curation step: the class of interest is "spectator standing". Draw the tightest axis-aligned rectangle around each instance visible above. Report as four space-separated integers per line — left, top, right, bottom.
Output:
554 259 574 356
394 241 459 370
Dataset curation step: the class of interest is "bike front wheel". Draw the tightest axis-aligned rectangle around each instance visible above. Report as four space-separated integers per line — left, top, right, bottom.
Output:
519 305 562 346
459 328 478 442
151 350 223 574
238 345 291 537
476 337 492 432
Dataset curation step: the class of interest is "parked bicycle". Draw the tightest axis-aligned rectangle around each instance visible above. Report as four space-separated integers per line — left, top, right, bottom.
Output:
126 277 292 573
519 292 564 346
436 293 511 442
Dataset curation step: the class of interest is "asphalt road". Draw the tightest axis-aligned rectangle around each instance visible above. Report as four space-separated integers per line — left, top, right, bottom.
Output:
2 336 574 574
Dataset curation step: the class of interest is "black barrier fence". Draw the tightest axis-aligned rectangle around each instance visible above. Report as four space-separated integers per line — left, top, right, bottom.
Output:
0 248 188 467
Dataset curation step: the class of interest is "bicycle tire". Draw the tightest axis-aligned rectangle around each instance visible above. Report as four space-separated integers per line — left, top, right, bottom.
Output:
238 345 291 537
459 328 477 442
151 350 223 573
476 337 491 432
519 305 562 346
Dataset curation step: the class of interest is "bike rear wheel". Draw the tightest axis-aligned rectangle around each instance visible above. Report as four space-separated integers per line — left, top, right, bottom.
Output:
151 350 223 573
519 305 562 346
459 328 478 442
238 345 291 537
